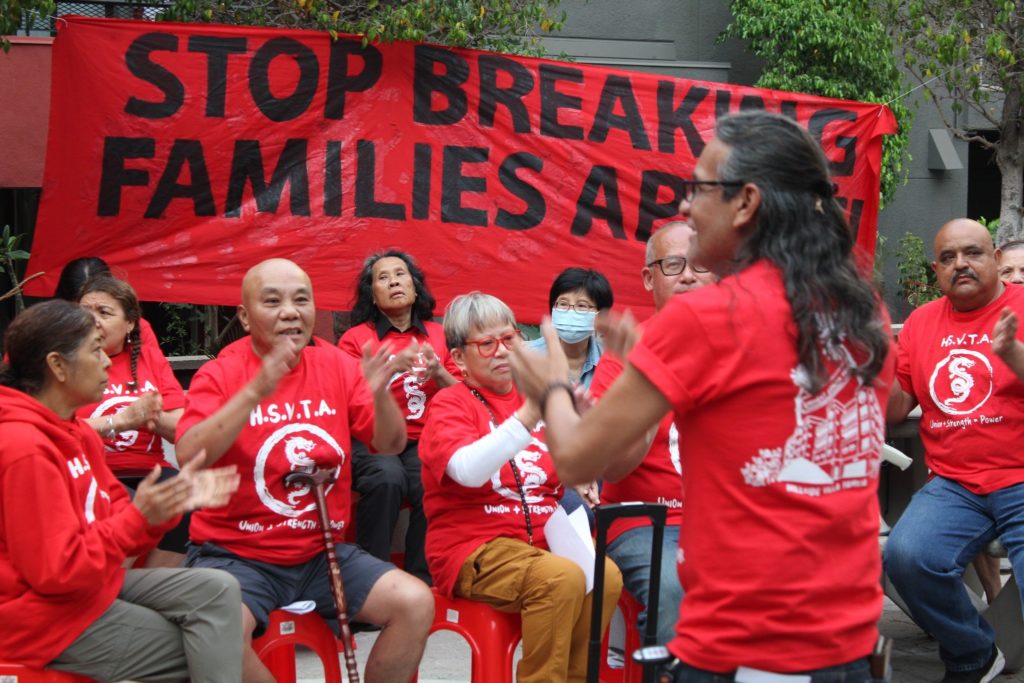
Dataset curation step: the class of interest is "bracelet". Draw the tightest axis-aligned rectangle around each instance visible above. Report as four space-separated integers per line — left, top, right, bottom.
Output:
539 381 577 415
103 415 117 439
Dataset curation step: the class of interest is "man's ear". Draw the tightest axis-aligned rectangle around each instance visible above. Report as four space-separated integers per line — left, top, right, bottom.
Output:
238 304 250 332
641 266 655 293
732 183 761 229
930 260 938 275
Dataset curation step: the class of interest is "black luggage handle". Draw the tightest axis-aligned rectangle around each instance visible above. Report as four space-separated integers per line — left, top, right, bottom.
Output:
588 502 669 683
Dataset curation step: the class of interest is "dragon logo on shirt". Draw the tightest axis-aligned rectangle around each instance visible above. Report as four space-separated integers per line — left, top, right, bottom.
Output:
490 436 557 504
254 423 343 517
403 376 427 420
928 349 993 416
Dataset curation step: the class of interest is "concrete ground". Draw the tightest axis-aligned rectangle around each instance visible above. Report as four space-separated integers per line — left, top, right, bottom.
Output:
292 596 1024 682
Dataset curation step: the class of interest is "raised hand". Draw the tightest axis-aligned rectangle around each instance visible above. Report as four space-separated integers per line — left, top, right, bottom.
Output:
389 340 422 375
252 335 302 399
993 307 1019 360
117 391 163 432
574 481 601 508
515 396 542 429
418 342 442 380
595 309 639 358
132 464 192 525
362 340 397 396
184 453 240 511
509 318 569 402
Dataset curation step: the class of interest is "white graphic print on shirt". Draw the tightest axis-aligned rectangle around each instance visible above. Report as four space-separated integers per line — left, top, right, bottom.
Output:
928 349 993 416
741 363 884 496
253 423 343 517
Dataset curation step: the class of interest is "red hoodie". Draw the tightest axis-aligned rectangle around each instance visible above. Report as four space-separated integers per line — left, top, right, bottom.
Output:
0 385 169 666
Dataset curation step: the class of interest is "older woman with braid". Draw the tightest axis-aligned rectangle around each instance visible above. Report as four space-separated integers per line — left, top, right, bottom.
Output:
75 274 189 567
55 256 161 348
419 292 622 683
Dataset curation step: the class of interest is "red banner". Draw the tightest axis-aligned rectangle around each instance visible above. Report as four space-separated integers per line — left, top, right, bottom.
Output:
27 16 896 322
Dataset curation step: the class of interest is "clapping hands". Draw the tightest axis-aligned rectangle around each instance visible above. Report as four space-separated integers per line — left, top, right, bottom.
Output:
132 452 240 525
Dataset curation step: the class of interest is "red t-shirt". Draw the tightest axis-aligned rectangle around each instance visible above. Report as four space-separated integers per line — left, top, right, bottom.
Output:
338 319 453 440
177 337 375 564
628 260 893 673
76 340 185 475
591 323 683 543
896 284 1024 494
419 383 563 598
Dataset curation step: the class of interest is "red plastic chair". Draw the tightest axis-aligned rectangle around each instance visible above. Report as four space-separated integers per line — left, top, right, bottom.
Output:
411 589 522 683
252 610 344 683
0 665 96 682
599 592 646 683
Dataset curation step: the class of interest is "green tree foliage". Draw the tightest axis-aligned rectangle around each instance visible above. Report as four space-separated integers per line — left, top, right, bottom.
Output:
163 0 566 56
722 0 912 206
895 232 940 307
0 225 36 313
879 1 1024 244
1 0 55 51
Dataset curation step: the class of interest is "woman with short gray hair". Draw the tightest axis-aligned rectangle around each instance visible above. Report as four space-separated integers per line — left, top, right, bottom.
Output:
420 291 622 683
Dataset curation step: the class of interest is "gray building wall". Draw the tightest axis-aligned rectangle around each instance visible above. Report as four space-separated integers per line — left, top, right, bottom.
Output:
542 0 972 322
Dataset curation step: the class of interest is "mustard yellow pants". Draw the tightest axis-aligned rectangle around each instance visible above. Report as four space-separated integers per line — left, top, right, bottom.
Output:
456 536 623 683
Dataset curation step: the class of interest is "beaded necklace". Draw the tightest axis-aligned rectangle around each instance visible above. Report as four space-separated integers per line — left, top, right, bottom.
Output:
468 386 535 546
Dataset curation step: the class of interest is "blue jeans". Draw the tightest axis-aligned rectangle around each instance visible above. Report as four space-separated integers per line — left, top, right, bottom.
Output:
607 524 682 645
560 488 596 529
660 657 885 682
884 476 1024 671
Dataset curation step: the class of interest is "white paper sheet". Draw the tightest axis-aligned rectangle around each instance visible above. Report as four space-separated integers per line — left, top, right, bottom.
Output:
735 667 811 683
543 505 596 593
280 600 316 614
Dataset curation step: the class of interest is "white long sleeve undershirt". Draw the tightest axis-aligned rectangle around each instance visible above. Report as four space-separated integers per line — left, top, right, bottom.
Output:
445 415 533 487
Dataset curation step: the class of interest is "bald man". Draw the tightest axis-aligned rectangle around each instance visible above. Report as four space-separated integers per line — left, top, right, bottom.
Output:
885 219 1024 683
176 258 433 683
590 221 714 648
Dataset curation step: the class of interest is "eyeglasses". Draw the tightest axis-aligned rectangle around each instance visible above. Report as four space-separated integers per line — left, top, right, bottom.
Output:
681 178 745 202
553 301 597 313
464 330 525 358
647 256 711 276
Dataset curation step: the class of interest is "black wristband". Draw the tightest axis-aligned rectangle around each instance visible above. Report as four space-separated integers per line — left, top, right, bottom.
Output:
540 381 576 415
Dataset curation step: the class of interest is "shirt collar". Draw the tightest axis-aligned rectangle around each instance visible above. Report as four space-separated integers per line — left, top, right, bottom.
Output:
374 314 429 340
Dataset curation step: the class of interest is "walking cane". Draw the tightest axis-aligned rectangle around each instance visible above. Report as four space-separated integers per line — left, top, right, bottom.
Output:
285 467 360 683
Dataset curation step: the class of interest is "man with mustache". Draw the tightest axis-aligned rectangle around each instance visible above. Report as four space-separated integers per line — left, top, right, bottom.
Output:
886 218 1024 683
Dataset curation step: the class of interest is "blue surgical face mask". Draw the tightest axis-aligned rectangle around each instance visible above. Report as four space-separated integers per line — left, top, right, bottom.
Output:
551 308 596 344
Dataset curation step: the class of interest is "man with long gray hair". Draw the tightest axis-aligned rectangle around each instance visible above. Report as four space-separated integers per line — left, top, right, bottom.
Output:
512 111 894 682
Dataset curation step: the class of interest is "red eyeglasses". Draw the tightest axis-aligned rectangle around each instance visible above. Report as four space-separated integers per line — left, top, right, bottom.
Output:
463 330 525 358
